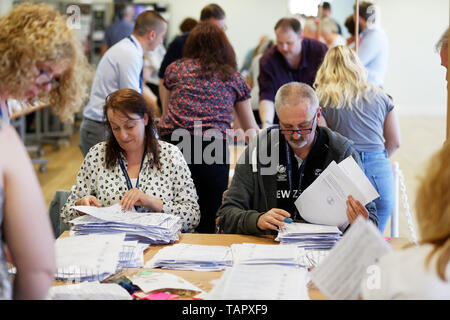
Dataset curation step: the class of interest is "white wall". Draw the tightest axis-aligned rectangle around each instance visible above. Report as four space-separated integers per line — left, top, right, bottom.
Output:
377 0 448 115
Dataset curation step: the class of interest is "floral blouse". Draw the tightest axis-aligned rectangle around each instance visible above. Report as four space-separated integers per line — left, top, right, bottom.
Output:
61 140 200 232
158 58 251 138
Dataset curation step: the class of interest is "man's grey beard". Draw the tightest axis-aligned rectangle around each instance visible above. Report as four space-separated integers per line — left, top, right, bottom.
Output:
287 137 308 150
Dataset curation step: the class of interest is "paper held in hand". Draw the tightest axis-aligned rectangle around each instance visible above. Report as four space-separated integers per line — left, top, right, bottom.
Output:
294 156 379 227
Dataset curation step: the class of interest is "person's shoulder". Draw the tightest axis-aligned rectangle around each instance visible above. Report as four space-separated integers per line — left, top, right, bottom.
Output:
158 140 182 158
302 37 328 53
259 46 278 64
85 141 107 160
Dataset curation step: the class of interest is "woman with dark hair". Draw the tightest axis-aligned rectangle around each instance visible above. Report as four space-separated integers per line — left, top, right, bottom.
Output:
61 88 200 233
158 22 259 233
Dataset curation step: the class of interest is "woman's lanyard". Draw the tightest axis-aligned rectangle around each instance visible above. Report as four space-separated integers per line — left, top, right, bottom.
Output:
118 150 146 211
127 36 143 93
0 100 10 124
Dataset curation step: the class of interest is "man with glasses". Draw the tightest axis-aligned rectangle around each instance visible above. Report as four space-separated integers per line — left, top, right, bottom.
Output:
258 17 327 129
217 82 378 235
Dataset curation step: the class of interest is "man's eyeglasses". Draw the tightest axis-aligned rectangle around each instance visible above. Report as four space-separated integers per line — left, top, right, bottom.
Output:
279 110 318 136
35 69 59 89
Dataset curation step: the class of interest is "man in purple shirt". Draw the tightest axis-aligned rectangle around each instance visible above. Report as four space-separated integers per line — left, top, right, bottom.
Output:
258 17 327 128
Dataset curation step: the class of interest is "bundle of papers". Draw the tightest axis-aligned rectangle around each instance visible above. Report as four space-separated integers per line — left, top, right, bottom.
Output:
47 281 132 300
70 204 181 244
54 233 145 282
145 243 233 271
275 222 342 250
231 243 306 267
127 271 204 294
295 156 379 228
205 264 309 300
310 217 392 300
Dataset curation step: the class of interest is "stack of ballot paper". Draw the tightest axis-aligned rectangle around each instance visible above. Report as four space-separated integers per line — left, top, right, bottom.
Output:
310 217 392 300
69 204 181 244
295 156 379 228
47 282 132 300
145 243 233 271
127 271 204 295
275 222 342 250
231 243 307 267
55 233 125 282
206 264 309 300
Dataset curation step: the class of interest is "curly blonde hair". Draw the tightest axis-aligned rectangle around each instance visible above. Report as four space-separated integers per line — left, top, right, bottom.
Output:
415 140 450 281
313 45 377 110
0 2 93 121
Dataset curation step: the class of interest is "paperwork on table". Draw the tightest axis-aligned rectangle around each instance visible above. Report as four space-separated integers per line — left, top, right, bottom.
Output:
54 233 147 282
206 264 309 300
310 217 392 300
47 281 132 300
145 243 233 271
70 203 181 244
276 222 342 250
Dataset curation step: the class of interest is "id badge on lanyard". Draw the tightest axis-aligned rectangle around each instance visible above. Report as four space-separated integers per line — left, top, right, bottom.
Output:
118 150 146 211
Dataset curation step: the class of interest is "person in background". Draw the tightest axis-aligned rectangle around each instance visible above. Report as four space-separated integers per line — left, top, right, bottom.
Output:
62 88 200 232
344 14 361 49
158 4 227 114
246 38 274 126
354 1 389 87
0 2 92 299
302 17 318 40
158 22 259 233
142 56 161 117
314 45 400 234
435 27 448 81
217 82 378 235
80 10 167 157
318 17 346 48
258 17 327 129
179 17 198 34
319 1 342 35
101 4 136 56
361 141 450 299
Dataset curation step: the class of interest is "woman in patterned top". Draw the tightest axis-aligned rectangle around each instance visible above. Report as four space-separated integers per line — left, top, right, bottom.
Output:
158 22 259 233
61 89 200 232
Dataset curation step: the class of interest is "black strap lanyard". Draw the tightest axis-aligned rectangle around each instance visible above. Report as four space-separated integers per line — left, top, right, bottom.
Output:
118 150 146 210
127 36 143 93
284 131 318 219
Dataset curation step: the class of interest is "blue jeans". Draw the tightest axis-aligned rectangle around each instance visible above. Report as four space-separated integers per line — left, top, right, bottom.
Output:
358 150 394 234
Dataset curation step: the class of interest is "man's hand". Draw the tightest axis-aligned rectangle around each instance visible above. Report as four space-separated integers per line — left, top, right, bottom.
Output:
346 195 369 224
257 208 291 231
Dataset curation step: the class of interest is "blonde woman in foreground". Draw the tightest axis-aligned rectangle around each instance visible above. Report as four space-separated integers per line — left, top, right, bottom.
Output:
0 2 92 299
313 45 401 234
361 141 450 299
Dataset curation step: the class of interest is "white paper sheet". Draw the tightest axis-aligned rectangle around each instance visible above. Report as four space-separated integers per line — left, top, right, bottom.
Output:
309 217 392 300
47 281 132 300
127 272 204 294
295 157 379 227
206 265 309 300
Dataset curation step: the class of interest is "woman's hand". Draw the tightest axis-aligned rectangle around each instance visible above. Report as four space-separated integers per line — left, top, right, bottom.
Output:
120 188 163 212
75 195 100 215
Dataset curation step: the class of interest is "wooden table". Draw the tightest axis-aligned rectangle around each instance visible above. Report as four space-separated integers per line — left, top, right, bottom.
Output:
57 232 411 300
